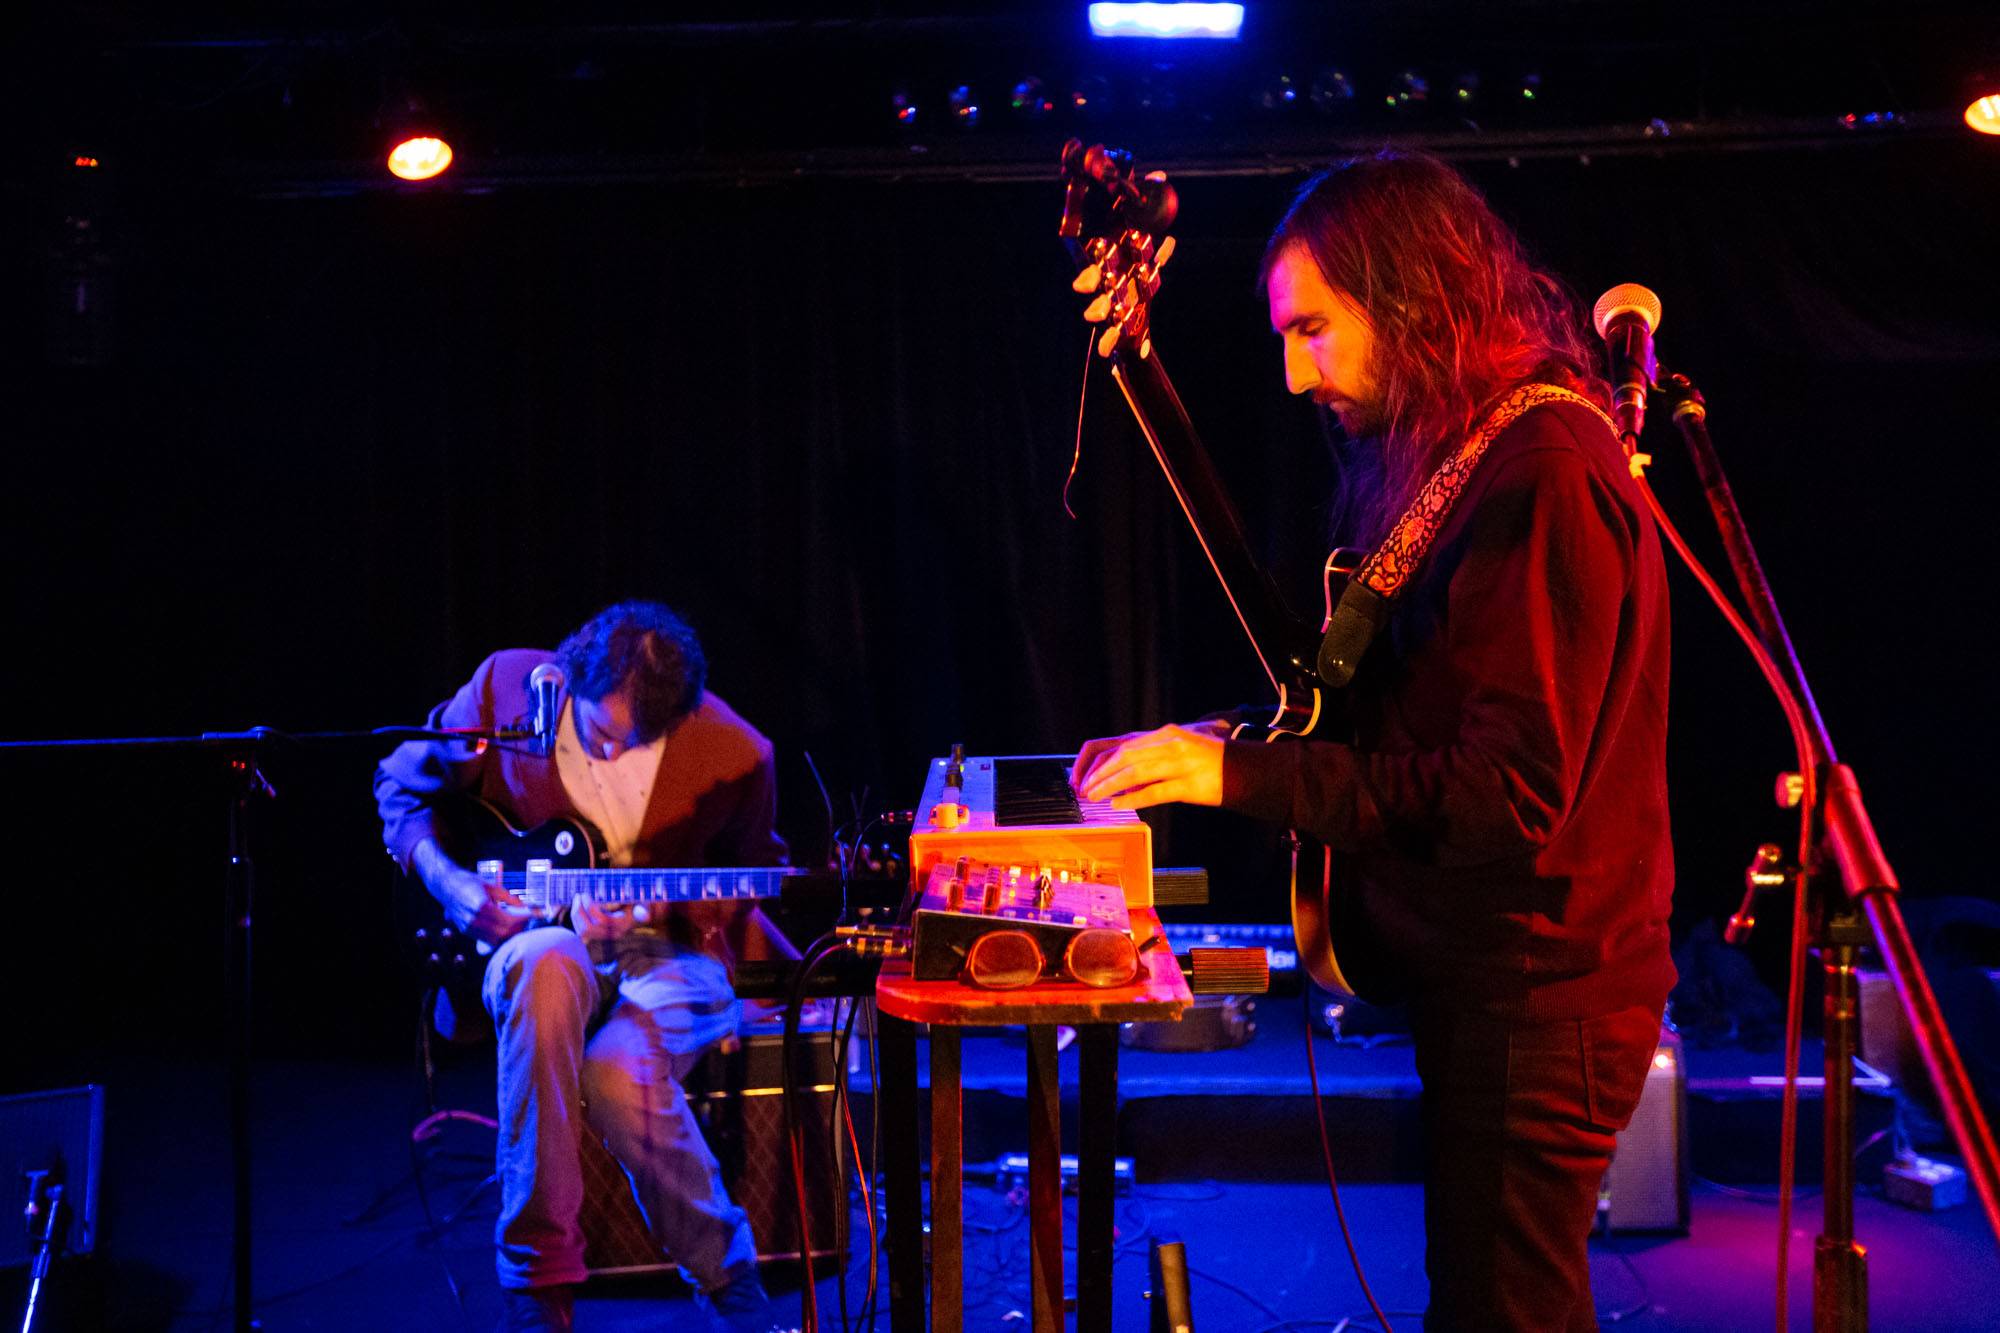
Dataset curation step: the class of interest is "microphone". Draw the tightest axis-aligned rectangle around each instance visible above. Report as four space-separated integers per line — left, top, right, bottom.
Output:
1591 283 1663 442
528 663 564 758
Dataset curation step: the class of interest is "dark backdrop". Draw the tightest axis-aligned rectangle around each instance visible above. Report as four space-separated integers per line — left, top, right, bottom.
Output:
4 134 1996 1071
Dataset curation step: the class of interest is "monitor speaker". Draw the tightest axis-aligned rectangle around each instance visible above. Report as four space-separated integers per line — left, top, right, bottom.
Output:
0 1085 104 1268
1600 1025 1690 1234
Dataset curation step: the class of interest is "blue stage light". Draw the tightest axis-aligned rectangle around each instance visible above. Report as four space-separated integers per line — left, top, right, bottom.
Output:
1088 4 1245 41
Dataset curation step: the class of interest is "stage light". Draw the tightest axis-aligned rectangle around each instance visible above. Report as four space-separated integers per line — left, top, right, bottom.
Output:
1135 72 1181 114
1386 70 1430 112
1450 72 1480 108
1518 72 1543 104
387 135 453 181
1011 77 1056 120
379 87 454 182
891 90 920 129
1839 110 1903 131
1088 3 1244 41
1309 68 1356 114
1254 73 1298 111
1070 74 1115 116
1967 92 2000 136
948 85 981 128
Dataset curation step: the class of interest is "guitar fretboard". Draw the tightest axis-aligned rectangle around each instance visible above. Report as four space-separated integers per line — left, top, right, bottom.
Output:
504 866 799 910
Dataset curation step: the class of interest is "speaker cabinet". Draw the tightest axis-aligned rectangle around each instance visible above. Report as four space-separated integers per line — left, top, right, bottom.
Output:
580 1027 849 1276
1600 1026 1690 1234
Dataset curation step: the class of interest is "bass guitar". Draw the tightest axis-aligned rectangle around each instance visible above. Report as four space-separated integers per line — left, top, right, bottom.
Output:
1058 140 1362 997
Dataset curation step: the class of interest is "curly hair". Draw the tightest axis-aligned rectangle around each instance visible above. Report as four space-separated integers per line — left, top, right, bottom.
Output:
1260 150 1609 545
554 601 707 742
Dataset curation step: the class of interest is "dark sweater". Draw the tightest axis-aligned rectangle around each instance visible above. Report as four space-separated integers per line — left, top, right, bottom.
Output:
1223 400 1674 1020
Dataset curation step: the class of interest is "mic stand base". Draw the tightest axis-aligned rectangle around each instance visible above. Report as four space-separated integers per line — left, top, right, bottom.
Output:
1814 1236 1868 1333
1814 907 1871 1333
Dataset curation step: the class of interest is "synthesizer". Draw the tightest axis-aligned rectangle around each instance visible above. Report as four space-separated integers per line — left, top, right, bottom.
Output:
905 750 1194 987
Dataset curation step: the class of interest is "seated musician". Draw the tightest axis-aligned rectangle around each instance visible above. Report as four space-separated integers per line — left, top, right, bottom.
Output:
374 600 799 1333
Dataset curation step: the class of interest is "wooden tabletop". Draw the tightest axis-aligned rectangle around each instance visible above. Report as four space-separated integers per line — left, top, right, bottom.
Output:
875 908 1192 1026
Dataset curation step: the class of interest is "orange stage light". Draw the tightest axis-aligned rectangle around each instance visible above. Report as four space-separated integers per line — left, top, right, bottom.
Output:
387 135 454 181
1967 94 2000 136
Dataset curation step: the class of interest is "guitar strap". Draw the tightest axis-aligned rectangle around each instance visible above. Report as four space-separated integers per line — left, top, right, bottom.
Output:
1316 383 1619 686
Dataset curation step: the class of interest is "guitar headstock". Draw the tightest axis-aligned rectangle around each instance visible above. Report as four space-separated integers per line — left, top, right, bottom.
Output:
1058 138 1179 362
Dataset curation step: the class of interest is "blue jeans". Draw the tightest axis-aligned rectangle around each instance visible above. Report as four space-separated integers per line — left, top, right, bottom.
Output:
481 926 759 1292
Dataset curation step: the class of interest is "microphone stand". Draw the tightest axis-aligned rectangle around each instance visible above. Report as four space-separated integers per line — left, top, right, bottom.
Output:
0 723 535 1333
1652 372 2000 1330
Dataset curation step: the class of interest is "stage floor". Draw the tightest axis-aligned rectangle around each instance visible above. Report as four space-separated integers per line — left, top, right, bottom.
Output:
6 1031 1992 1332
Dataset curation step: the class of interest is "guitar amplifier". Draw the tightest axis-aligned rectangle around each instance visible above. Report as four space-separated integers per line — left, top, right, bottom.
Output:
581 1020 849 1276
0 1085 103 1267
1599 1025 1690 1234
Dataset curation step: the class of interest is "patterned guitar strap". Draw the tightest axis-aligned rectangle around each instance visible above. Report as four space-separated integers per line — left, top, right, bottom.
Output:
1316 382 1619 687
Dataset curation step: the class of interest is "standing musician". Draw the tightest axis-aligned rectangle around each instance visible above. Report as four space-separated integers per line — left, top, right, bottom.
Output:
1071 151 1674 1331
375 600 798 1333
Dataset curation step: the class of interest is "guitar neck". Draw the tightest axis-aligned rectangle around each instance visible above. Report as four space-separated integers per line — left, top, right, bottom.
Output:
1110 348 1321 688
524 865 799 909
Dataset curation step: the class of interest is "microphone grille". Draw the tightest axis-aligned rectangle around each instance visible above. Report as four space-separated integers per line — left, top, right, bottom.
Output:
1592 283 1663 339
529 663 565 691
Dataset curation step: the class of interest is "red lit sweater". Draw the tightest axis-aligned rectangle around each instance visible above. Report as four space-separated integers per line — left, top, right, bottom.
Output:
1222 400 1675 1020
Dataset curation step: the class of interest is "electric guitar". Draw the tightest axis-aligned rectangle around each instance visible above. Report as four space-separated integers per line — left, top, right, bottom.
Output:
402 795 802 988
1059 140 1362 998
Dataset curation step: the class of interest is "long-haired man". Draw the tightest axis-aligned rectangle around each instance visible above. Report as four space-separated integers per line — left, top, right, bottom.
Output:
1073 151 1674 1331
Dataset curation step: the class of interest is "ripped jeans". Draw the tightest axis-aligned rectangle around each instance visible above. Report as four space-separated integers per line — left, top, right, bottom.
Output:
481 926 759 1292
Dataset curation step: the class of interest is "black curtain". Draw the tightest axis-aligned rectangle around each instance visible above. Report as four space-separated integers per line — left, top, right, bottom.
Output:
4 135 1996 1062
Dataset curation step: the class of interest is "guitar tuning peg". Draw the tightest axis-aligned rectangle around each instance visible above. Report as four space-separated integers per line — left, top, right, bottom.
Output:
1144 170 1168 183
1082 292 1113 323
1072 263 1102 294
1138 336 1153 359
1156 236 1176 267
1096 325 1121 358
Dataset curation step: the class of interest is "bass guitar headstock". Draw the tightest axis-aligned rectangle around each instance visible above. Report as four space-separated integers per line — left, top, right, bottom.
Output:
1058 138 1179 362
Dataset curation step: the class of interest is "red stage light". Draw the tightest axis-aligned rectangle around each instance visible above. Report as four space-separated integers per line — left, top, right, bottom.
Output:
1967 93 2000 136
387 135 454 181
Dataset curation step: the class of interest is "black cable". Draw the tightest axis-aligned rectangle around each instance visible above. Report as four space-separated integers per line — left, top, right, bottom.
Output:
864 998 885 1332
829 994 865 1333
172 1168 498 1323
1302 989 1395 1332
1599 1247 1655 1324
783 934 857 1333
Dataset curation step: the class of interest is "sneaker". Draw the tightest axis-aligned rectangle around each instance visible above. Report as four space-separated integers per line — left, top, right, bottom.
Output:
705 1264 798 1333
497 1285 575 1333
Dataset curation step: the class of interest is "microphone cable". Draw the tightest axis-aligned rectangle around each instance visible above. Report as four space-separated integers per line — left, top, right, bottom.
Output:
1624 452 1818 1333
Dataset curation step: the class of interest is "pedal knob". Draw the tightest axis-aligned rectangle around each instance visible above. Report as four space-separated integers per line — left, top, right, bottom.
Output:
1184 947 1270 996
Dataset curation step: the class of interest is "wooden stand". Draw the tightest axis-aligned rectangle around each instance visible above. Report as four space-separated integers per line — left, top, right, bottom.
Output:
874 909 1192 1333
